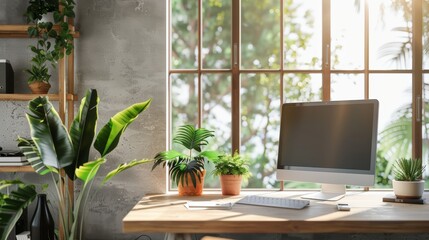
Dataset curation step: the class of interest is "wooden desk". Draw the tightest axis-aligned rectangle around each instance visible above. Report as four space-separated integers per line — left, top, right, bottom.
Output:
123 191 429 234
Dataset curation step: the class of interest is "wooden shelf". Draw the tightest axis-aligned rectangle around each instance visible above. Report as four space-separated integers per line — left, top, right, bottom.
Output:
0 93 77 101
0 165 34 172
0 24 80 38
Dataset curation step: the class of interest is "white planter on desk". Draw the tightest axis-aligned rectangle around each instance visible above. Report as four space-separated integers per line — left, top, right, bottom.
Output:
392 179 424 199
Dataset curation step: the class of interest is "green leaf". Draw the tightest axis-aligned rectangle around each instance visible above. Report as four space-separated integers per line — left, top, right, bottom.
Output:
173 125 215 152
102 159 153 184
198 150 221 162
152 150 187 171
17 137 55 175
26 96 75 169
75 158 106 183
0 184 37 240
67 89 99 180
94 99 151 157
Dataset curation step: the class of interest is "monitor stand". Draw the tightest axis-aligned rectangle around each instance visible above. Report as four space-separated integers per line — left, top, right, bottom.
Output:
301 184 345 201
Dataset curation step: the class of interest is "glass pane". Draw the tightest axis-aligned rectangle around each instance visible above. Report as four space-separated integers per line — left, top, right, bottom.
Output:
283 73 322 103
423 0 429 69
369 0 412 70
284 0 322 70
423 75 429 187
331 0 364 70
331 74 364 100
171 0 198 69
171 74 198 132
369 74 412 187
202 0 232 69
241 74 281 188
202 74 232 188
241 1 280 69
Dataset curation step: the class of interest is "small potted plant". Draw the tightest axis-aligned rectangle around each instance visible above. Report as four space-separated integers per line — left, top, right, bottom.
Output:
212 151 251 195
25 0 75 94
392 158 426 199
152 125 220 196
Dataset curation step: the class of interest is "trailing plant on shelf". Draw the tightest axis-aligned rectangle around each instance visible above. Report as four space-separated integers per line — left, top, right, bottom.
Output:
25 0 75 93
17 89 153 240
152 124 220 196
212 151 251 195
392 158 426 199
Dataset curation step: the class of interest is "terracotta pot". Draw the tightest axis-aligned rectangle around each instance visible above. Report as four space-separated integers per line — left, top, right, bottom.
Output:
177 170 205 196
220 175 242 196
28 82 51 94
392 180 424 199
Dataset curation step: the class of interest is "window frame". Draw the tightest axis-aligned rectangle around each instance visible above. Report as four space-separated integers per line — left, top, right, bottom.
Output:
168 0 426 190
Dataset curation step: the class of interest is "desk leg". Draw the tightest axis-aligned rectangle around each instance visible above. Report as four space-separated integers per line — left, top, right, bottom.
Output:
164 233 193 240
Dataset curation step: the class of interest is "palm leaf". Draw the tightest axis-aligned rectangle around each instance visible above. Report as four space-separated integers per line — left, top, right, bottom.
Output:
102 159 153 184
152 150 188 170
173 125 215 152
94 99 152 157
198 150 221 162
0 184 37 240
68 89 99 180
17 137 55 175
169 157 205 187
26 96 75 169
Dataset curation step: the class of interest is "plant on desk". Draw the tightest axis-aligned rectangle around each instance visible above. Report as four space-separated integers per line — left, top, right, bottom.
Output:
212 151 251 195
152 125 221 196
392 158 426 199
16 89 152 240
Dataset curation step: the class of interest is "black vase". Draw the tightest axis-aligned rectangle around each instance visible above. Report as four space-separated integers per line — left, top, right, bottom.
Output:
31 194 55 240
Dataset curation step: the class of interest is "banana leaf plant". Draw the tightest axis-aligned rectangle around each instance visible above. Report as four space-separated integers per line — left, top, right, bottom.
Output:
0 180 37 240
17 89 153 240
152 125 221 188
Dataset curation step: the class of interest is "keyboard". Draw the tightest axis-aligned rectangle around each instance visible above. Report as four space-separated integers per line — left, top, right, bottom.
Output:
236 195 310 209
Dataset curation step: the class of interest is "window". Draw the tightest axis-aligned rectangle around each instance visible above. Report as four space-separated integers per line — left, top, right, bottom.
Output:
169 0 428 189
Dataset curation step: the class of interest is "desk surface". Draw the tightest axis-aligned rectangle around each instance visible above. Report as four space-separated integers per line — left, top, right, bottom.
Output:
122 191 429 234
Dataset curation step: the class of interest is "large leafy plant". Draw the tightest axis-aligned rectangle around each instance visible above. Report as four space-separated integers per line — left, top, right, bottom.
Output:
152 125 220 188
0 180 37 239
16 89 152 240
393 158 426 181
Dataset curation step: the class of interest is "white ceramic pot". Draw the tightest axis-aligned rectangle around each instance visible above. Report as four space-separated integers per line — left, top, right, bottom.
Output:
392 180 425 199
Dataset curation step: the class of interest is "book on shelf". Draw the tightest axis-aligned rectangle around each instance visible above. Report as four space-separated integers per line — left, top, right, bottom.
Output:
0 149 26 164
0 156 27 163
0 161 30 166
382 194 425 204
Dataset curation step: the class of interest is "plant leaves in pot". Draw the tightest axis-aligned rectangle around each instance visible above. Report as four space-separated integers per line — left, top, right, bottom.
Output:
392 158 426 199
151 125 221 196
212 151 252 195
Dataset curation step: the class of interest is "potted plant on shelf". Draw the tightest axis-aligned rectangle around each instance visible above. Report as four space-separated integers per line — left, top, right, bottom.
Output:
25 0 75 94
16 89 153 240
392 158 426 199
212 151 251 195
152 125 221 196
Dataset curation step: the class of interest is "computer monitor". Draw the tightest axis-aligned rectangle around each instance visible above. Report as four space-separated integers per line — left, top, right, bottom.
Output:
276 99 379 201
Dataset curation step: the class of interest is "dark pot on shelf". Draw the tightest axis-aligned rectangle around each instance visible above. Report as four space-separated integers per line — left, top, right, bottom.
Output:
31 194 55 240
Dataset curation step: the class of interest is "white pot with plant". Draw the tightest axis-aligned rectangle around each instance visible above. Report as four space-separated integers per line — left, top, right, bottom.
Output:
392 158 425 199
212 151 251 195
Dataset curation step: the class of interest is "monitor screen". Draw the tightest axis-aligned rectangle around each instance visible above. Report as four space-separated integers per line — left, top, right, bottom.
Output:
276 100 379 200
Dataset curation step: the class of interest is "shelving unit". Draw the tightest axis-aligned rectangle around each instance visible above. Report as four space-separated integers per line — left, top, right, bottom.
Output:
0 21 79 173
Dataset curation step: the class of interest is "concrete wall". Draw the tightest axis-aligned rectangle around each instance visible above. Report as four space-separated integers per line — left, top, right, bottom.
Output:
0 0 166 239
